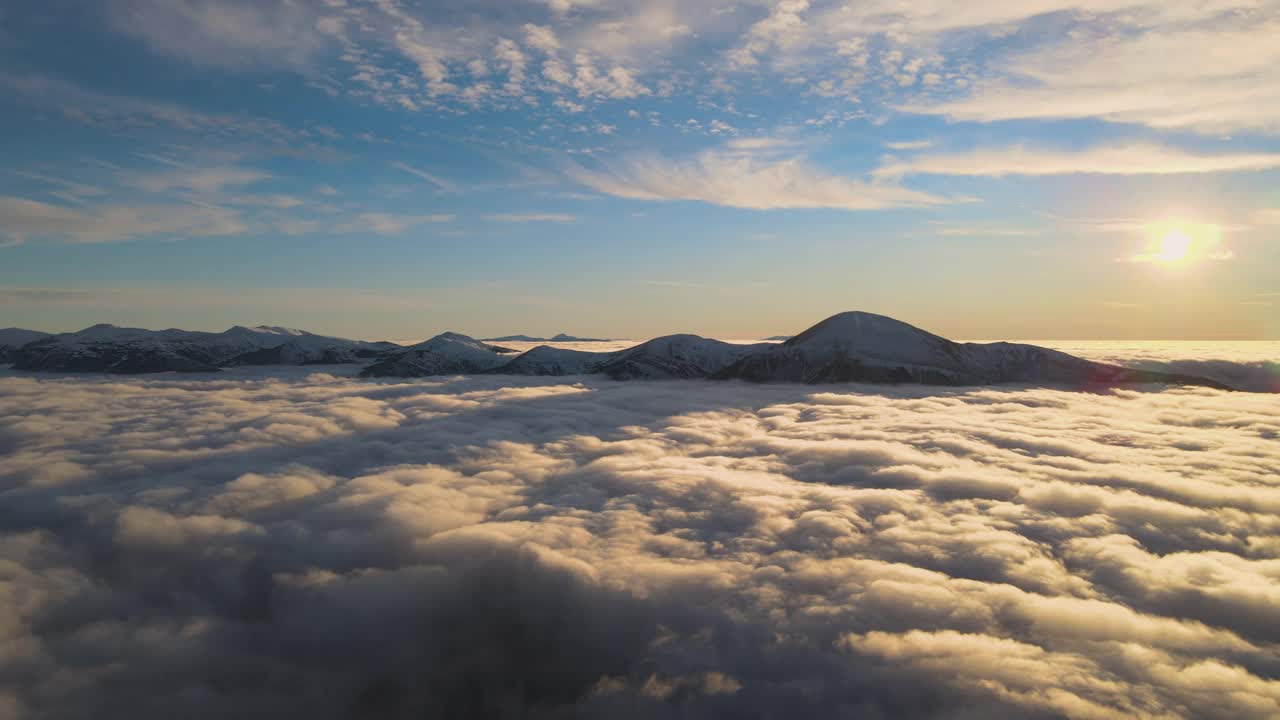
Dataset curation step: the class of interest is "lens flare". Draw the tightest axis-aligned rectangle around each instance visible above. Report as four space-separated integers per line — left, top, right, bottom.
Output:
1155 230 1194 263
1129 221 1229 265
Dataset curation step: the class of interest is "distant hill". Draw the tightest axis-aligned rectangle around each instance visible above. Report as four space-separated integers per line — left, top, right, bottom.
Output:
483 332 613 342
10 324 396 374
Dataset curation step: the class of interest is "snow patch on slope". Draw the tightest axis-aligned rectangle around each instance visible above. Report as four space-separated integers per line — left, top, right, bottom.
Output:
361 333 517 377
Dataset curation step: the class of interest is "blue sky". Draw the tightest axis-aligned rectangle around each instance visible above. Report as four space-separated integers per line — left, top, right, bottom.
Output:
1 0 1278 340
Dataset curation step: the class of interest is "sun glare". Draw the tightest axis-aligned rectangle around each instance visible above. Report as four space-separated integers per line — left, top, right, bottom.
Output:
1134 221 1228 265
1154 229 1194 263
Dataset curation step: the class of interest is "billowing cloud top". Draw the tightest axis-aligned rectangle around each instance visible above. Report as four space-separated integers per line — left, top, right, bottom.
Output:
2 358 1279 718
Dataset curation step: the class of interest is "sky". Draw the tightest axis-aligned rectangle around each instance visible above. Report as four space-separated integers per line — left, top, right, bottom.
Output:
0 0 1278 341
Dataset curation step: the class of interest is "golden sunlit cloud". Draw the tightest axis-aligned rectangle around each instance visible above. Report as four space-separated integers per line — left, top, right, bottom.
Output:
1123 221 1232 265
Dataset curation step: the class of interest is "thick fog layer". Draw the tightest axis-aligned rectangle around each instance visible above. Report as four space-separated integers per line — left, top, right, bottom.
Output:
1037 340 1280 394
1 363 1278 719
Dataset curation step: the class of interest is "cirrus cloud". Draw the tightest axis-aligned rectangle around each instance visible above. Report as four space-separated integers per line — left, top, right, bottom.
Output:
570 150 962 211
875 143 1280 178
0 196 248 245
898 20 1280 135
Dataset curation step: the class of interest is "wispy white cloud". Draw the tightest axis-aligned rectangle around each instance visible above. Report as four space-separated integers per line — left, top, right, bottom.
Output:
0 71 298 140
899 20 1280 135
483 213 576 223
127 165 274 194
929 222 1042 238
0 196 247 244
70 0 1280 140
0 285 450 315
876 143 1280 178
390 161 459 193
885 139 932 151
2 170 107 204
571 149 960 211
818 0 1230 35
223 194 308 209
0 152 459 244
106 0 335 71
721 136 807 155
340 212 455 234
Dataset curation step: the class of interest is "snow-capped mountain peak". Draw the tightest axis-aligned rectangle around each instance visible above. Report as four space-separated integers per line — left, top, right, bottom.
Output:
361 332 516 377
593 334 771 380
72 323 160 341
489 345 610 376
785 311 950 357
483 332 612 342
425 331 477 344
225 325 310 337
716 311 1231 390
10 323 396 374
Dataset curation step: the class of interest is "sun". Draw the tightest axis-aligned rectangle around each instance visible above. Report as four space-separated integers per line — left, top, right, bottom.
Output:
1154 229 1194 263
1132 221 1228 265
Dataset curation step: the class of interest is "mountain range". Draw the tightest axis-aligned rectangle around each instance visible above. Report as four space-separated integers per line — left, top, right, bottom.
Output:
1 313 1237 391
482 333 613 342
6 324 396 374
363 313 1229 389
714 313 1228 389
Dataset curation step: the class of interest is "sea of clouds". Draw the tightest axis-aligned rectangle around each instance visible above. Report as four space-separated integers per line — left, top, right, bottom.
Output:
1 344 1279 719
1036 341 1280 394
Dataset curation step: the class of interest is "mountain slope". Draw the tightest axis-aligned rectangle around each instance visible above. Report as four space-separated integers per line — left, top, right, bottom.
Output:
363 334 767 379
222 341 393 366
593 335 772 380
11 324 394 373
360 333 517 377
483 332 612 342
488 346 611 376
13 335 221 374
715 312 1232 390
0 328 52 363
